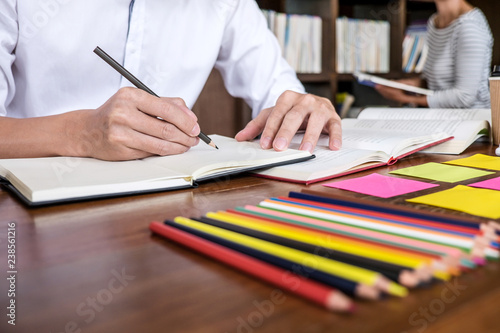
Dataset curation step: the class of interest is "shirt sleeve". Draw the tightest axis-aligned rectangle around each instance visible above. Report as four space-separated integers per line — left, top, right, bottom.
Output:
214 0 305 118
427 19 493 108
0 0 18 117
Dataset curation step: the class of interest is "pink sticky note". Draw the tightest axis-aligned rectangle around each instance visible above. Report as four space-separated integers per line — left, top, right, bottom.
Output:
469 176 500 191
323 173 439 198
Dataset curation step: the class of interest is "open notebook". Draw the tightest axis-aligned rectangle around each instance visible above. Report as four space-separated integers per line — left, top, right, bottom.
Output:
0 135 313 206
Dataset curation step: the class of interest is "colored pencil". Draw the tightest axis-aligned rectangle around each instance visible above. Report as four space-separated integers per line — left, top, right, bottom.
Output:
197 216 420 287
259 198 498 258
149 221 355 312
266 197 488 246
165 219 380 300
264 197 500 260
281 195 500 247
296 191 500 236
234 205 468 268
284 195 498 241
206 210 451 281
150 187 498 312
171 217 409 297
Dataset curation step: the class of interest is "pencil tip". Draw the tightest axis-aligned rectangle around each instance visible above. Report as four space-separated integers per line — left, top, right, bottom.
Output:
388 282 408 298
356 284 380 301
399 270 420 288
209 141 218 149
327 292 355 313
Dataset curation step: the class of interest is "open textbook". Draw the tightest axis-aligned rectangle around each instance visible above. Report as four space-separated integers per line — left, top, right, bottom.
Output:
0 135 313 206
254 108 490 184
356 107 491 154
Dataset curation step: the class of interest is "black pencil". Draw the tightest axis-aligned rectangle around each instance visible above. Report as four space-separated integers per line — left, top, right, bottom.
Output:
93 46 218 149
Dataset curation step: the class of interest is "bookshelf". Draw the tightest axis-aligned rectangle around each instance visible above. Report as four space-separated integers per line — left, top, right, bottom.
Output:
256 0 431 100
194 0 499 135
257 0 499 97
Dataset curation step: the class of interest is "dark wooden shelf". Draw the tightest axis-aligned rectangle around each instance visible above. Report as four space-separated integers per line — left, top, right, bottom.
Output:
336 71 421 82
297 73 331 83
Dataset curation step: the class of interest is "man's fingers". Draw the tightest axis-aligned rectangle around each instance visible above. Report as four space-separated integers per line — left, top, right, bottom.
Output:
298 108 330 153
118 88 200 137
122 128 194 156
235 108 271 143
131 111 199 147
326 118 342 150
272 106 308 151
260 92 340 152
260 92 296 149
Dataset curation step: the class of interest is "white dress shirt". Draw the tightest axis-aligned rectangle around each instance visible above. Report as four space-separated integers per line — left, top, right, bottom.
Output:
0 0 304 119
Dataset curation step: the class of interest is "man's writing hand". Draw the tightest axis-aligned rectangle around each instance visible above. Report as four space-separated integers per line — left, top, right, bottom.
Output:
74 87 200 160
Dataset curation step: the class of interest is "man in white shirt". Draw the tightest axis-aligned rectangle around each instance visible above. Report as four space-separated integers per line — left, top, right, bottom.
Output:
0 0 341 161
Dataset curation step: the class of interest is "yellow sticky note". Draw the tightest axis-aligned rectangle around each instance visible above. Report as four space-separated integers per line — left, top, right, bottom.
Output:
407 185 500 219
390 162 494 183
444 154 500 171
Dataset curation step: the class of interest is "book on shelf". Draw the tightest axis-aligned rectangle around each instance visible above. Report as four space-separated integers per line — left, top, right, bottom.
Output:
403 21 428 73
354 72 434 96
261 9 322 74
336 17 390 74
253 108 490 184
0 135 313 206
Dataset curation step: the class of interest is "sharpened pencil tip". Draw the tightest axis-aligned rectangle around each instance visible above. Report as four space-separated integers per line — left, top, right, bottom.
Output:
327 291 356 313
388 282 408 298
197 132 217 149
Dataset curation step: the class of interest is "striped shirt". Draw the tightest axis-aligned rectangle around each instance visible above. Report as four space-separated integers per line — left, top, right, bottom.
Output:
422 8 493 108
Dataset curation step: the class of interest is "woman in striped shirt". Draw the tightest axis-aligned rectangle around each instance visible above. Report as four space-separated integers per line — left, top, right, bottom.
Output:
376 0 493 108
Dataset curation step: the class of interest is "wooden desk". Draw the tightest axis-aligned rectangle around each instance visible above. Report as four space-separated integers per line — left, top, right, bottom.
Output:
1 143 499 333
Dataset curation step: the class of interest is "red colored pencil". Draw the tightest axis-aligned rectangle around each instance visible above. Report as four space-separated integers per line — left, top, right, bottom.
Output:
149 221 355 313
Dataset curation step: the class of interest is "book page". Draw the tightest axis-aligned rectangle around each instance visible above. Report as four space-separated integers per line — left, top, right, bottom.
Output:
145 135 311 180
421 120 489 154
344 118 488 154
341 119 450 156
358 108 491 123
254 145 387 182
